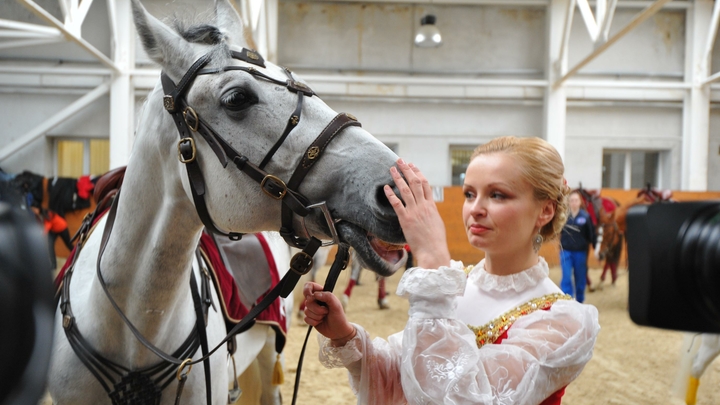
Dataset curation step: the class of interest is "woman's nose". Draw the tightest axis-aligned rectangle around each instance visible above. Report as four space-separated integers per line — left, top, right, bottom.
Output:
470 198 487 216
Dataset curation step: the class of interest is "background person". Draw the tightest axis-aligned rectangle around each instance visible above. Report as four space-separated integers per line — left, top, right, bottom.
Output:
31 202 73 270
559 191 596 303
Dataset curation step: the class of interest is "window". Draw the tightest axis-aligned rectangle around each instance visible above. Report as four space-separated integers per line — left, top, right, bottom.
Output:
56 138 110 177
450 146 475 186
602 150 661 189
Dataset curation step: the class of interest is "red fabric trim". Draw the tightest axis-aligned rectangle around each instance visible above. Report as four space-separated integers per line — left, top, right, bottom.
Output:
600 197 617 214
54 207 110 289
491 307 566 405
200 232 287 334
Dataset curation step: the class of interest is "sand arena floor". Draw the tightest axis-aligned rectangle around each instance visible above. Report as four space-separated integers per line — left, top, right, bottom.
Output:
40 261 720 405
281 264 720 405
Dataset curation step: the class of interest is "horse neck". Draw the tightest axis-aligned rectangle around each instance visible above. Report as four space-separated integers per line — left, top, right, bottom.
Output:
92 110 204 354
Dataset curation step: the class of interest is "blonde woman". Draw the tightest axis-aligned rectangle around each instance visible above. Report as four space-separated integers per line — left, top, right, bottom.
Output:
304 136 600 405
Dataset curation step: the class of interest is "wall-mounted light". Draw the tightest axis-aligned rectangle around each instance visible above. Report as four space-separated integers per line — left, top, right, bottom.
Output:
414 15 442 48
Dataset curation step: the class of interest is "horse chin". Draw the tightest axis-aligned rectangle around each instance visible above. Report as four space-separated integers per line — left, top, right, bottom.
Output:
336 222 406 277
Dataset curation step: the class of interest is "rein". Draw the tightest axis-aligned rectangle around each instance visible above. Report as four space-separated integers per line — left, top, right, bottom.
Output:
62 47 359 405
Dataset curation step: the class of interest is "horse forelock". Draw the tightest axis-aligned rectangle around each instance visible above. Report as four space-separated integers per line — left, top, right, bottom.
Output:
170 18 233 63
175 22 225 45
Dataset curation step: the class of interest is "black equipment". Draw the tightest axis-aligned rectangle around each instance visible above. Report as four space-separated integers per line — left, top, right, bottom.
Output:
626 200 720 333
0 203 55 405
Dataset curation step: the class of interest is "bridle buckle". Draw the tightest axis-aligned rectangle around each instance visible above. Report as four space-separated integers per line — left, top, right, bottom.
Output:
183 107 199 132
260 174 287 200
178 138 197 163
289 251 314 276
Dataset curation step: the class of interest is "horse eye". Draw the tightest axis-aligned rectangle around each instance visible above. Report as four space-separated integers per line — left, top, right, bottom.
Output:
221 89 255 111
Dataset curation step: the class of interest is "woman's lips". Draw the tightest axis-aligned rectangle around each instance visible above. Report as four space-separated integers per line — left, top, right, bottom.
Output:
469 224 491 235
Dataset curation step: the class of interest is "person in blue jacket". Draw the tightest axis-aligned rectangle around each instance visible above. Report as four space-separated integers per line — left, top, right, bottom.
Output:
560 190 596 302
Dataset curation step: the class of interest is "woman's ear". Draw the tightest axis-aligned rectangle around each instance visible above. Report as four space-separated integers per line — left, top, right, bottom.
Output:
537 200 556 229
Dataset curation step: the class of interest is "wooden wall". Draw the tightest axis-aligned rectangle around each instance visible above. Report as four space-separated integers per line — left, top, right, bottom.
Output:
436 187 720 268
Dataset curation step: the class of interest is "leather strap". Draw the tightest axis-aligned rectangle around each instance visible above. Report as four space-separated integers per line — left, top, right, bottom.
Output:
291 244 350 405
280 113 360 247
93 187 324 369
189 271 212 405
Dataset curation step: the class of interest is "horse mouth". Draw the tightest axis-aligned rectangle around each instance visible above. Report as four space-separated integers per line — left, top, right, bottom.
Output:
336 222 406 277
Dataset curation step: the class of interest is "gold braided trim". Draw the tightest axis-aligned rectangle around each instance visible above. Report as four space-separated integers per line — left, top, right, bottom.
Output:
464 265 475 275
468 292 573 349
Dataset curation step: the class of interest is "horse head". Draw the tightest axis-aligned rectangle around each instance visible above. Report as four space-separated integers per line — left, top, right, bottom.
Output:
130 0 405 276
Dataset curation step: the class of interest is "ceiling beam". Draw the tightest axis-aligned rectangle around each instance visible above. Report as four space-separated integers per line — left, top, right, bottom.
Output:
0 38 63 50
16 0 119 73
554 0 672 88
597 0 618 45
0 82 110 162
700 0 720 86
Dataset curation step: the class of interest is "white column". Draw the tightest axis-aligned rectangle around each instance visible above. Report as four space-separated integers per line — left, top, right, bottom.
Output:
682 0 713 191
265 0 279 63
109 0 134 169
544 0 570 161
623 152 632 189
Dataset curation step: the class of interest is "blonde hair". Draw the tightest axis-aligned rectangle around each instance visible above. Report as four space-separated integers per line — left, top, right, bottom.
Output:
470 136 569 241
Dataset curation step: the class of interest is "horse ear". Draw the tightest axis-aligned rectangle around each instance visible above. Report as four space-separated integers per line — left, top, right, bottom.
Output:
214 0 248 48
131 0 195 79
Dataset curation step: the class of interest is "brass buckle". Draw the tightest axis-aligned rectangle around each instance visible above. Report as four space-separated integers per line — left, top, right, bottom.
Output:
176 358 193 381
260 174 287 200
177 138 196 164
183 107 199 132
290 252 314 276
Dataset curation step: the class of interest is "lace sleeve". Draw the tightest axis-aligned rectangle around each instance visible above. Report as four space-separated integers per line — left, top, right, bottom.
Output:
400 300 600 404
317 324 407 404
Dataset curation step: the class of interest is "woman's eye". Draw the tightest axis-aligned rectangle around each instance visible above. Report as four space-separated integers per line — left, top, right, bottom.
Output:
464 191 475 200
221 90 255 111
491 192 506 200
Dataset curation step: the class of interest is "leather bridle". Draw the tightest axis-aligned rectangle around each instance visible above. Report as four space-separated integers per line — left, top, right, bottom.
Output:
60 47 359 405
163 48 360 250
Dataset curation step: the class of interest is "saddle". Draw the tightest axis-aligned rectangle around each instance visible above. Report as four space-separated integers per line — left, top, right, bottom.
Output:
637 185 674 203
93 166 126 212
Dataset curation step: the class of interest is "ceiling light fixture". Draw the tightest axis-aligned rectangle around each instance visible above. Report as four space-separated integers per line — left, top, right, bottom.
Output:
414 14 442 48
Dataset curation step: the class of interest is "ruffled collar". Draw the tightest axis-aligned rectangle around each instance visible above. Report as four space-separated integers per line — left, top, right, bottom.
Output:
468 257 549 293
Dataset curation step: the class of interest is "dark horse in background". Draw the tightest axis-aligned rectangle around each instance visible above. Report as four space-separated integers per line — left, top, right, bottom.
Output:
577 184 674 289
574 185 621 289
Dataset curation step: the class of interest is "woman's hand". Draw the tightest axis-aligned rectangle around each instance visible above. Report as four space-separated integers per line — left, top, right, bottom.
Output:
303 282 356 346
384 158 451 269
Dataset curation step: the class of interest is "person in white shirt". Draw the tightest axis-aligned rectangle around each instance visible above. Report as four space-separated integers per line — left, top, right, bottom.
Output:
303 136 600 405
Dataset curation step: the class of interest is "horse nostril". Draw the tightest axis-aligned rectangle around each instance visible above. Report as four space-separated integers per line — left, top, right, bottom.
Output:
376 184 402 209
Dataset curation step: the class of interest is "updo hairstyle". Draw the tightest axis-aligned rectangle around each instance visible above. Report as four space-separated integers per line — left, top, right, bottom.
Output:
470 136 570 241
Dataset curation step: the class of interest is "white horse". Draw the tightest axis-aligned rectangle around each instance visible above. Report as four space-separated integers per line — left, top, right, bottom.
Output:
46 0 406 403
674 333 720 405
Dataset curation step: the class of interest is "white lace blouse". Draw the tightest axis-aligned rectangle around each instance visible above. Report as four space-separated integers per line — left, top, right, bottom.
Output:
318 257 600 405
